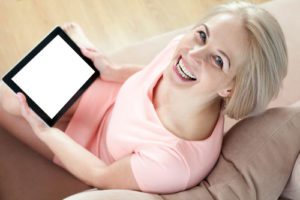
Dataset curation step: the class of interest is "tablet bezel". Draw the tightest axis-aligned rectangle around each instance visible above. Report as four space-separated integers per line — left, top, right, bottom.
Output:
2 26 100 127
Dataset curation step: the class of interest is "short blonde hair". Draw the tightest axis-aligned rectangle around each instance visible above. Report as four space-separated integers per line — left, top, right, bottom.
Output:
198 1 288 119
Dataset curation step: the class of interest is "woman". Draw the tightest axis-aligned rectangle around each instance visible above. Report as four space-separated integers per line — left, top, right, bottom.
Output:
0 1 287 194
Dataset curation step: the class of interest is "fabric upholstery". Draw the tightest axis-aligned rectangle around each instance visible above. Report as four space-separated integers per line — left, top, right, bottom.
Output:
65 189 162 200
0 126 90 200
281 154 300 199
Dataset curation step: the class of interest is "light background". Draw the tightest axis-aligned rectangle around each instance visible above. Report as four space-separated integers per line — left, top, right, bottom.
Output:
0 0 269 76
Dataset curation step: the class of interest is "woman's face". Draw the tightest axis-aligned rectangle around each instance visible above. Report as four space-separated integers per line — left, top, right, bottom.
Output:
164 13 248 100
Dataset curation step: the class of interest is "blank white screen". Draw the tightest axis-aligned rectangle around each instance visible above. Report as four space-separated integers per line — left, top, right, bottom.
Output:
12 35 94 118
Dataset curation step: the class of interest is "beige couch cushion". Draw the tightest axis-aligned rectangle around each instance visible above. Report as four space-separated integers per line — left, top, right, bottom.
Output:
162 104 300 200
281 154 300 199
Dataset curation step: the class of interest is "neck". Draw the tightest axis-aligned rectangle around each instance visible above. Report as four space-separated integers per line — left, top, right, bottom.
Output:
153 78 222 141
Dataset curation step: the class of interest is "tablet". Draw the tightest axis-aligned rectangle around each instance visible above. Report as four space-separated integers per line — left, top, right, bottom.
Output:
2 26 100 126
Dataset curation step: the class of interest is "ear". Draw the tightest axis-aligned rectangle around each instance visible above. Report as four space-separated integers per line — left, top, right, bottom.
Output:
218 82 234 98
218 89 232 98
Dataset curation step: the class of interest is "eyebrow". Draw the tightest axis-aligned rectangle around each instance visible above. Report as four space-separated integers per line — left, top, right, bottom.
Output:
203 24 210 37
202 23 231 69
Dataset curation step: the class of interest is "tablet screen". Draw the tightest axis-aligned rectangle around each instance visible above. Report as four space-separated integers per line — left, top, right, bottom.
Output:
2 27 99 126
12 35 94 118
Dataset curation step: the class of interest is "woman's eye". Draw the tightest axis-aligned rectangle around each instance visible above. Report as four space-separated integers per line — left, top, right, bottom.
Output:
198 31 207 43
214 55 223 69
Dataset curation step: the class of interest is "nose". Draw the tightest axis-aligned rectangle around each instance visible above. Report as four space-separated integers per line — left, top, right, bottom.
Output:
187 44 209 63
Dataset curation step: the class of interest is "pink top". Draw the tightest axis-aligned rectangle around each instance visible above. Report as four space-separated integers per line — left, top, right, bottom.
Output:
56 35 224 194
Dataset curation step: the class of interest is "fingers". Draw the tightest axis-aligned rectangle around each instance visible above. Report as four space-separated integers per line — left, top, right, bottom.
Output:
85 47 98 52
16 92 48 133
81 48 101 61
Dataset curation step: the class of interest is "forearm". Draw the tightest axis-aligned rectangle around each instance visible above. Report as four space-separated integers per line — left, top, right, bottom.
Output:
117 64 144 82
16 79 140 191
81 48 144 83
40 128 106 186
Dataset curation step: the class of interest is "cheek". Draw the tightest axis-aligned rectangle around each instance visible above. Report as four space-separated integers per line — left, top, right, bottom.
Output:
200 70 227 89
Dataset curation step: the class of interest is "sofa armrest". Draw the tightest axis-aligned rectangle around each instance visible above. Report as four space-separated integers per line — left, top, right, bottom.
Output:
0 126 90 200
64 189 162 200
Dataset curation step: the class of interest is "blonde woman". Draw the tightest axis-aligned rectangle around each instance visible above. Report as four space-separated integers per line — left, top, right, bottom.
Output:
0 1 287 194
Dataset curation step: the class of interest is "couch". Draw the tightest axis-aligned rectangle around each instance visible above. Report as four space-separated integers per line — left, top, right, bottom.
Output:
0 0 299 199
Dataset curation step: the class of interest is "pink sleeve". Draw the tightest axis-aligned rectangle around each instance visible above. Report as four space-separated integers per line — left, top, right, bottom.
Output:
130 146 189 194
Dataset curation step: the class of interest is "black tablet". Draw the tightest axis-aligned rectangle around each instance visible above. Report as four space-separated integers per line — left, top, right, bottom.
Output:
2 26 100 126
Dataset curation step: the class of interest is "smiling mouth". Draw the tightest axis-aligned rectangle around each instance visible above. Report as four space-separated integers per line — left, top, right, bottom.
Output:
175 57 197 81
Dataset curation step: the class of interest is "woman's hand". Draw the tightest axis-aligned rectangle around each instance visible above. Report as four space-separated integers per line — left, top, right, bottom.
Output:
81 48 143 83
16 93 52 139
81 48 125 83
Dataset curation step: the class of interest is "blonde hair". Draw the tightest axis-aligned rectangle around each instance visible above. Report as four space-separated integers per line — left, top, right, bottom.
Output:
198 1 288 119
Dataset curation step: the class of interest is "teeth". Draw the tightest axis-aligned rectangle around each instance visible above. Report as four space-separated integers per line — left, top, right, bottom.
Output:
176 59 197 80
176 64 189 79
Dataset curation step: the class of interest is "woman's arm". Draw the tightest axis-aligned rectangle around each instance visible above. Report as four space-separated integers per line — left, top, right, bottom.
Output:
81 48 144 83
16 93 139 190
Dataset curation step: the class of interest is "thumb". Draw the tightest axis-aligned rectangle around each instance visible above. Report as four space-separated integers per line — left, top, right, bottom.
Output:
16 93 47 132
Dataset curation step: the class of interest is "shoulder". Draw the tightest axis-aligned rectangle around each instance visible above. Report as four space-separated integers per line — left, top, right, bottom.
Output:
130 145 190 193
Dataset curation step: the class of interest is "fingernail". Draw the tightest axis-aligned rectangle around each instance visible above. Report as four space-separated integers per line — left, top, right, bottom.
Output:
17 93 22 101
